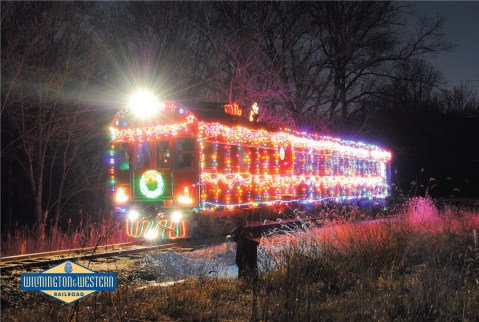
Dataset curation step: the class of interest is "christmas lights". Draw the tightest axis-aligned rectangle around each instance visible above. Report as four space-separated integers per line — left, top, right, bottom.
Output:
110 101 391 240
115 187 129 203
197 122 390 208
157 219 186 239
110 121 194 143
126 219 151 238
125 217 186 239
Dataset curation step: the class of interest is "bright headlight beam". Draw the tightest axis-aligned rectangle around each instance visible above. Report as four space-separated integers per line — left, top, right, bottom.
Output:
144 229 159 240
171 211 183 223
129 91 160 118
127 210 140 221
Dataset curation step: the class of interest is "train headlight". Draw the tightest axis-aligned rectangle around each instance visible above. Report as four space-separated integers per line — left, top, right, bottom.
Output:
144 229 159 240
171 211 183 223
127 210 140 221
115 187 129 203
129 91 163 118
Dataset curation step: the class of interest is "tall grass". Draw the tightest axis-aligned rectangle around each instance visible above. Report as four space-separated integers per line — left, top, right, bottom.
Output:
2 198 479 321
1 211 133 257
256 197 479 321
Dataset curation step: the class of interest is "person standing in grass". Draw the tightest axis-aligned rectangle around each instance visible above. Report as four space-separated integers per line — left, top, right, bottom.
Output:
230 217 259 280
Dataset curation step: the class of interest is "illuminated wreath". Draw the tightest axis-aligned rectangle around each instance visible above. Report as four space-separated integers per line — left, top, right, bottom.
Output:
139 170 165 199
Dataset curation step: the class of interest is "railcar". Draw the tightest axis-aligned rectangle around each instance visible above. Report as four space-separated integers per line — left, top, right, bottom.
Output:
109 98 391 240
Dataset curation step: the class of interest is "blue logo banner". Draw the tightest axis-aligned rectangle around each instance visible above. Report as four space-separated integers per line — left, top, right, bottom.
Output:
20 260 118 304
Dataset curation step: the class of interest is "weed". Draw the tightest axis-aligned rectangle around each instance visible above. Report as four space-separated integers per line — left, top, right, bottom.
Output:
1 211 133 256
2 198 479 321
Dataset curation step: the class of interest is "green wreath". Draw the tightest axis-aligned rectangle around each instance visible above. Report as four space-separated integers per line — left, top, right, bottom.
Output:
139 170 165 198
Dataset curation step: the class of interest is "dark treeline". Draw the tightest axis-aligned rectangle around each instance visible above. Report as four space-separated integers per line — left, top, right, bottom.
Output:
1 2 478 228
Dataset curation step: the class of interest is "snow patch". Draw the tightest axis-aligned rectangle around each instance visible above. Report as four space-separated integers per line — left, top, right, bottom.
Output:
138 232 313 289
136 279 187 290
143 242 239 281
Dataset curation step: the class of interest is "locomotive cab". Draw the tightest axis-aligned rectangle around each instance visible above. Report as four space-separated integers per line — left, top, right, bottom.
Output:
110 100 201 239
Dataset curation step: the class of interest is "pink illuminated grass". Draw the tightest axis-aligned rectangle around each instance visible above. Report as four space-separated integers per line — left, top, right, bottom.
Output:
1 212 134 257
2 198 479 321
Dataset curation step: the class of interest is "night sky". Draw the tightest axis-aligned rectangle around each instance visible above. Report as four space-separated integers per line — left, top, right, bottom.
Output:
413 1 479 90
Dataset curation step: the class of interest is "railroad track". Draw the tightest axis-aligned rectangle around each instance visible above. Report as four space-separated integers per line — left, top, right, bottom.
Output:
0 237 227 272
0 217 399 273
0 218 307 272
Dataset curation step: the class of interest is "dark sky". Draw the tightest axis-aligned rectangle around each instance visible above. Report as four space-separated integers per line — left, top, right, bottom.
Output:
412 1 479 90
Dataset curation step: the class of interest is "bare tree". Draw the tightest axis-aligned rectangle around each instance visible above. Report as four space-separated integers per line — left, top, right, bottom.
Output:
369 58 444 114
182 2 311 127
196 2 451 131
92 2 209 101
439 82 479 115
90 2 451 132
2 2 105 224
307 2 452 127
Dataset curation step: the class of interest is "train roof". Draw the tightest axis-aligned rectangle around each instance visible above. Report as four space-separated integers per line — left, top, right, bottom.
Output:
111 100 273 130
186 102 256 126
110 100 391 159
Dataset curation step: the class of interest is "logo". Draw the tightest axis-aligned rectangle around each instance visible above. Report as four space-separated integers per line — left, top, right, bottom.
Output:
20 261 117 304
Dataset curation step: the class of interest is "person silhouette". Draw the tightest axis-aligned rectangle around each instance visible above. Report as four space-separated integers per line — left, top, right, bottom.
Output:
230 217 259 280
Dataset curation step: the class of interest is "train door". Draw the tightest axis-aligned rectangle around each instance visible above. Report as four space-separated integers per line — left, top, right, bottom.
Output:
112 143 131 214
173 136 199 208
132 141 173 202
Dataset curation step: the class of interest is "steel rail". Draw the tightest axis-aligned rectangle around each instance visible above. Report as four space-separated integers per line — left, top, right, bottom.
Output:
0 237 226 271
0 242 136 263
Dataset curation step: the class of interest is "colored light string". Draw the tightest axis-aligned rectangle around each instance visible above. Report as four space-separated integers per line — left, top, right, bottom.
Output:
112 106 391 238
125 219 186 239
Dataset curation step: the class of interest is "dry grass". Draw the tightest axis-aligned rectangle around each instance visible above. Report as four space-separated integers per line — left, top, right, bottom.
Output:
2 198 479 321
1 212 133 256
256 198 479 321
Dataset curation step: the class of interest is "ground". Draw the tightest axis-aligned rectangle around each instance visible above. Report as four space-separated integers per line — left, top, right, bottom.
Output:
2 201 479 321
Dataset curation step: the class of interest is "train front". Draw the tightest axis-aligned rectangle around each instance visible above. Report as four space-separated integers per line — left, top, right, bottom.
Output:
109 95 199 240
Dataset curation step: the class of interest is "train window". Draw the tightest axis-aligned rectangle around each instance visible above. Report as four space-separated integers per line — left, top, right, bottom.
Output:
252 148 261 174
229 145 237 172
156 141 170 168
202 142 215 170
279 146 290 174
371 161 378 176
177 138 195 169
332 157 338 175
135 142 151 170
118 143 130 171
343 158 350 176
378 162 385 177
324 157 333 176
352 159 359 176
337 158 345 176
262 149 268 172
306 153 314 174
318 155 326 176
359 160 366 176
237 146 249 172
218 144 225 170
311 154 320 175
294 153 299 174
265 148 275 174
295 152 306 174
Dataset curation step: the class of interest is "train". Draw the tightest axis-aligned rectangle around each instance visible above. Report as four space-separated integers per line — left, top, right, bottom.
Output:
109 96 391 240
